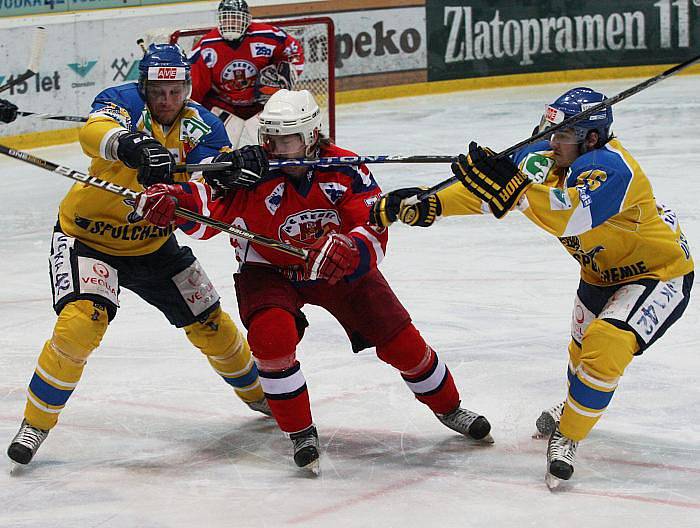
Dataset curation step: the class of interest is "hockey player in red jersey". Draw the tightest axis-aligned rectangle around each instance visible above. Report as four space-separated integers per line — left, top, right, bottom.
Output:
135 89 493 474
189 0 304 148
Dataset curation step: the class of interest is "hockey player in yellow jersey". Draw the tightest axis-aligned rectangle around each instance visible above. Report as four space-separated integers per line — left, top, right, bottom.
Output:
371 87 693 488
7 44 272 466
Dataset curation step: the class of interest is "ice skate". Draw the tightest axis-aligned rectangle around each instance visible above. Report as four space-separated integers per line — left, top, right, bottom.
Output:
289 425 320 475
435 406 493 443
534 401 565 439
7 420 49 466
545 426 578 490
246 397 272 417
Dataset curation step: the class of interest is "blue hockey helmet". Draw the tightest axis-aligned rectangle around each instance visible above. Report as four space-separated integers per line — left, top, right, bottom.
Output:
540 87 613 144
137 43 191 99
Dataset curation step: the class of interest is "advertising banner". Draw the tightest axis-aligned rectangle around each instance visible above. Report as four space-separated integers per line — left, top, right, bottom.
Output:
427 0 700 81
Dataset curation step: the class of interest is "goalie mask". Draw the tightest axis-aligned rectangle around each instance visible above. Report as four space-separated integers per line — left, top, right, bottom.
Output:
138 43 192 125
538 87 613 146
258 89 322 159
218 0 252 41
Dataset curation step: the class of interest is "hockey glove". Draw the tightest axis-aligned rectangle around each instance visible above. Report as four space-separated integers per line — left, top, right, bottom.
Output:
255 62 297 103
0 98 18 124
116 131 176 187
135 183 196 227
369 187 441 228
203 145 269 192
304 233 360 285
451 141 532 219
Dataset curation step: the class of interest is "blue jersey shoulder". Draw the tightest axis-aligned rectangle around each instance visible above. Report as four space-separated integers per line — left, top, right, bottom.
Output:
512 139 551 166
567 144 635 227
90 83 145 131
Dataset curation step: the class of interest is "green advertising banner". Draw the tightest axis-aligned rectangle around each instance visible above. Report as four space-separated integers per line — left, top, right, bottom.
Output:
427 0 700 81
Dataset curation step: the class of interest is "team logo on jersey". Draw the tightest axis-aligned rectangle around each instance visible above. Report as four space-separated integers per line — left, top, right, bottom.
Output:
559 236 605 272
180 115 212 147
221 60 257 91
265 183 285 215
201 48 218 68
91 103 131 129
520 153 555 183
250 43 275 58
280 209 341 244
549 188 572 210
319 182 347 204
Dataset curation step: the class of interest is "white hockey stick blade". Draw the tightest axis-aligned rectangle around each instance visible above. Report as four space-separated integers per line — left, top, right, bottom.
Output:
26 26 47 74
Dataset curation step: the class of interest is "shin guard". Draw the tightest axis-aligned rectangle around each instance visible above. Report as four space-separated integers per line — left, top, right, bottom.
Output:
377 324 459 415
25 301 108 430
185 307 264 403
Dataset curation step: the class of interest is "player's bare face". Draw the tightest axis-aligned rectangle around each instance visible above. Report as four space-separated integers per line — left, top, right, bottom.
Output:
549 128 580 168
147 81 188 126
263 134 308 177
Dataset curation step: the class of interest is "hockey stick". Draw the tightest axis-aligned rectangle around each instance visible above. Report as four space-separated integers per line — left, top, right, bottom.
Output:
0 27 47 94
174 155 456 173
16 111 87 123
411 52 700 202
0 144 308 260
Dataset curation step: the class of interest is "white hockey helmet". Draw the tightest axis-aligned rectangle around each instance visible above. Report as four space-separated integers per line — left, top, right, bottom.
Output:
258 89 322 154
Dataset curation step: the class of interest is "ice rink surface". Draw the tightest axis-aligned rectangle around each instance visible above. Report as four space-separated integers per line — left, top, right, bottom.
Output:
1 77 699 527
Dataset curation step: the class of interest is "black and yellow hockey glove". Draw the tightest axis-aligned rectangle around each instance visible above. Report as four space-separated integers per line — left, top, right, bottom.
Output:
451 141 532 219
369 187 441 228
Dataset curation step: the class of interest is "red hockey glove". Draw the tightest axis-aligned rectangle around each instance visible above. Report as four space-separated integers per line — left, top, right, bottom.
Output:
135 183 194 227
304 233 360 285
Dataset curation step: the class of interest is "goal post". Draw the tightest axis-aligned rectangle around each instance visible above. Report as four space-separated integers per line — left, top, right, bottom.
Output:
164 17 336 140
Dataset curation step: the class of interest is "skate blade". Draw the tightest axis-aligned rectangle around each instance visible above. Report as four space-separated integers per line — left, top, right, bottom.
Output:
8 460 27 476
532 431 547 440
475 433 495 444
300 458 320 477
545 472 564 490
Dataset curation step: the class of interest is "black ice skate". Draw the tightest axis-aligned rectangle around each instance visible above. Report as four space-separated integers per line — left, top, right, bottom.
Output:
246 397 272 417
435 406 494 443
7 419 49 465
534 401 565 438
546 427 578 489
289 425 320 475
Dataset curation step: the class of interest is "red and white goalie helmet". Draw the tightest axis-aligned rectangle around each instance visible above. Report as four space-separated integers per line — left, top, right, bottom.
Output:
258 89 323 157
217 0 252 41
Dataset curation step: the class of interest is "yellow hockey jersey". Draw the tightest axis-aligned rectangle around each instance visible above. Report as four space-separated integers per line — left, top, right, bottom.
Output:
438 138 693 286
59 82 230 256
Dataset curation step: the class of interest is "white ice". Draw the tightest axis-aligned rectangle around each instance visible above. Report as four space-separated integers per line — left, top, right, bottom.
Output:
1 77 699 527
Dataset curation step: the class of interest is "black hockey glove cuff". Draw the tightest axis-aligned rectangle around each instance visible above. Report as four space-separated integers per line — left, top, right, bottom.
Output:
116 131 175 187
0 98 18 124
203 145 269 192
451 141 531 219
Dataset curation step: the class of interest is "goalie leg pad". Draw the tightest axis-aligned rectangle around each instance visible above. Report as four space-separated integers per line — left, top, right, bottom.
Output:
211 106 246 148
185 307 263 403
560 319 637 441
24 300 109 430
376 324 460 414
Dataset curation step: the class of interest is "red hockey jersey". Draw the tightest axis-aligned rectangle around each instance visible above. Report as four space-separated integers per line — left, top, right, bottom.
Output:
177 144 387 278
189 23 304 116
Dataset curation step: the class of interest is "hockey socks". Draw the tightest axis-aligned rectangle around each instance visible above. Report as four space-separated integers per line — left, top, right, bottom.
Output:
258 362 313 433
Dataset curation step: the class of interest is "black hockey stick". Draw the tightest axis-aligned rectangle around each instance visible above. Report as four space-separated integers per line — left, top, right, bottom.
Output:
16 111 87 123
174 155 457 173
411 52 700 202
0 144 308 260
0 27 47 94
